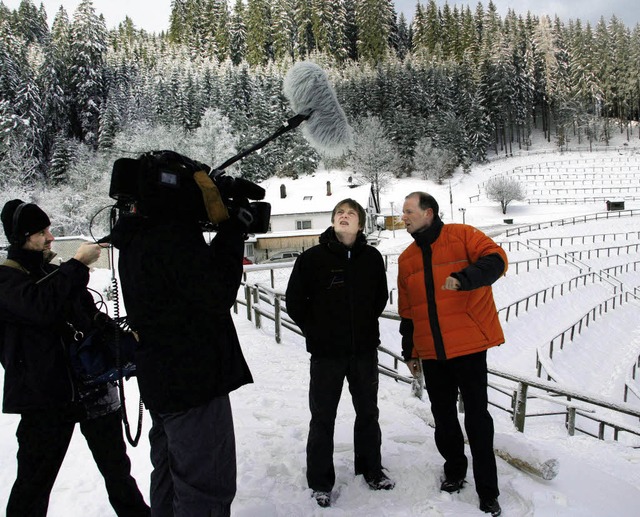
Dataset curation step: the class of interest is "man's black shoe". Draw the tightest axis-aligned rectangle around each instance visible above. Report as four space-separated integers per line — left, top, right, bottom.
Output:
479 498 502 516
364 470 395 490
440 477 466 493
312 491 331 507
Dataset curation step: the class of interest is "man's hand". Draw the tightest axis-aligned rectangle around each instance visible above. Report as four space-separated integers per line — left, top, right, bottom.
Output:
74 242 101 267
442 276 461 290
406 359 422 378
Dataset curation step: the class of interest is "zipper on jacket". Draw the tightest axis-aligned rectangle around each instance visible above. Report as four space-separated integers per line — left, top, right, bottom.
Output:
347 249 357 353
61 337 77 403
421 243 447 360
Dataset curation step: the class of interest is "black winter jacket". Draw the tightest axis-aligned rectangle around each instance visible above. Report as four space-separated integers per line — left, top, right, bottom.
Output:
285 227 388 357
110 214 253 413
0 246 119 418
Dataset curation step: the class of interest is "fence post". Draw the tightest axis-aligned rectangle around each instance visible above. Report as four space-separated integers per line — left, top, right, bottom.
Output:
274 294 282 344
245 285 252 322
253 287 261 329
513 382 528 432
566 407 576 436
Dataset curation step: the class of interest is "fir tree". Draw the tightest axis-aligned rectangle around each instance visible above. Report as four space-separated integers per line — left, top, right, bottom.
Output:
69 0 108 146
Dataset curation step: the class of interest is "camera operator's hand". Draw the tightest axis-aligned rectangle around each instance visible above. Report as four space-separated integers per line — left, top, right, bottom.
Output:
74 242 101 267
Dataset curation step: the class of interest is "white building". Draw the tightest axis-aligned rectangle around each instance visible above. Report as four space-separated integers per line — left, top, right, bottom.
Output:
247 171 380 262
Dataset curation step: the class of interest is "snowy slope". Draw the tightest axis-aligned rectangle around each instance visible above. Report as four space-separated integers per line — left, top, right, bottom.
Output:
2 135 640 515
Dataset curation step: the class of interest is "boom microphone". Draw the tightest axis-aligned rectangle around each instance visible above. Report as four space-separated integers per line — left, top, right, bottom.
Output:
211 61 353 173
283 61 353 157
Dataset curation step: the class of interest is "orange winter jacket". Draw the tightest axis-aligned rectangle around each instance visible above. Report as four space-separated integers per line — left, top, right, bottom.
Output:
398 223 507 361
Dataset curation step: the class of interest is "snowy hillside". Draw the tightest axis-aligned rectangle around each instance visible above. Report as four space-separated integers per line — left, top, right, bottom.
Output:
2 133 640 515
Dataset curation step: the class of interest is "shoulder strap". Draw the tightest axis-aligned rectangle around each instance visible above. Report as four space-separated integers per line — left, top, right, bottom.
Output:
1 259 29 274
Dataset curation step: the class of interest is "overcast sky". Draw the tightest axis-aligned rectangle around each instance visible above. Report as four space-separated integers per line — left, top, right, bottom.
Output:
2 0 639 34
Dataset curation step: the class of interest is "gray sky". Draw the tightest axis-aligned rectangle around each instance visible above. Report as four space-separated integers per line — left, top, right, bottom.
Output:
2 1 639 33
395 1 640 28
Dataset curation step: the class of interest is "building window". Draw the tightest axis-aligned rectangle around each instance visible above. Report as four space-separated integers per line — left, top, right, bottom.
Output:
296 220 312 230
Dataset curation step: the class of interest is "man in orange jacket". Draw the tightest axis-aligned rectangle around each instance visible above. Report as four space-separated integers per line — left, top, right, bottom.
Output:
398 192 507 517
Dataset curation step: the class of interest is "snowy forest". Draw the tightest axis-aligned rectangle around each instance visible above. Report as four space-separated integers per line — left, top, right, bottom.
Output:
1 0 640 236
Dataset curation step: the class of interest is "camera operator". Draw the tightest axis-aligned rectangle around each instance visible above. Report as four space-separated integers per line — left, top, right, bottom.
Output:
0 199 149 516
110 181 254 517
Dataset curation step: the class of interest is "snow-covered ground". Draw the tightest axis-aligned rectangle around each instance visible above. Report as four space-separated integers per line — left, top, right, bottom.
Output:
2 131 640 515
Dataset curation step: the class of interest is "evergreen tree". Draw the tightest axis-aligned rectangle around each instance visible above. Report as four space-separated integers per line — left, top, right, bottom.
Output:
245 0 272 66
229 0 247 65
295 0 315 58
69 0 108 146
17 0 48 44
272 0 297 61
48 133 78 185
395 12 411 60
343 0 358 60
355 0 393 63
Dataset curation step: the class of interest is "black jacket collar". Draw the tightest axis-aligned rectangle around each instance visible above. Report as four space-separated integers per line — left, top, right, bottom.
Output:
319 227 367 256
7 246 44 273
412 216 444 248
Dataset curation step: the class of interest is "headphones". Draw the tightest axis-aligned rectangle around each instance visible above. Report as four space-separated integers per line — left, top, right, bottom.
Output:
10 202 28 245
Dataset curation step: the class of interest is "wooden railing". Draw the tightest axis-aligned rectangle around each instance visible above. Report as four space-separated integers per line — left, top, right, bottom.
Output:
497 272 617 322
624 355 640 404
566 243 640 260
236 281 640 444
529 231 640 247
506 253 582 275
504 209 640 237
536 292 640 380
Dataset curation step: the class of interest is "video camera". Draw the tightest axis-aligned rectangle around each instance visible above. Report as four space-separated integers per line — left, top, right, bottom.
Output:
108 150 270 234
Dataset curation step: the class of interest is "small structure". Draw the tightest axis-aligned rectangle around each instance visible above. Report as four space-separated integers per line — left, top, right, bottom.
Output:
606 200 625 211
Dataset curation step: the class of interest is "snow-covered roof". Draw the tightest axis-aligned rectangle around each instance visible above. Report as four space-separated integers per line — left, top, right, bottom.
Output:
259 170 374 216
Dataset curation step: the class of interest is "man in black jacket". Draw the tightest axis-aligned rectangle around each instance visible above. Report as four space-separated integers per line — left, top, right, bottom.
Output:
111 175 253 516
0 199 149 517
286 198 393 508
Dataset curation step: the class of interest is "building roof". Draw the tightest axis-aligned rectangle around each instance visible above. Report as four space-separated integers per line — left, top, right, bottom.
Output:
259 171 374 216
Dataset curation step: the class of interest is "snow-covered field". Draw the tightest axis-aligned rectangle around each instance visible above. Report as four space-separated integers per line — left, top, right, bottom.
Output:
2 131 640 515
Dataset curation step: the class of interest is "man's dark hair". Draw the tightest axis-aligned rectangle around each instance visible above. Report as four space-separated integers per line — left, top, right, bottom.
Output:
406 192 439 215
331 198 366 230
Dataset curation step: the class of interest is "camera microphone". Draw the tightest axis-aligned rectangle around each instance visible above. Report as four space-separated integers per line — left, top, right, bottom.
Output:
283 61 354 157
213 175 266 201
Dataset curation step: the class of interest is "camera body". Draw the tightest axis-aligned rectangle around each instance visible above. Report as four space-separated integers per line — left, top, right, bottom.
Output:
109 150 270 234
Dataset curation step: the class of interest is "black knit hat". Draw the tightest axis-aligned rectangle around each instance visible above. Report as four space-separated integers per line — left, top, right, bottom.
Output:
1 199 51 245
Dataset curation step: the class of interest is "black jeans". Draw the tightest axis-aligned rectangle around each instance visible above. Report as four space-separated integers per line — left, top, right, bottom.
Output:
7 409 149 517
306 350 382 492
422 350 499 500
148 395 236 517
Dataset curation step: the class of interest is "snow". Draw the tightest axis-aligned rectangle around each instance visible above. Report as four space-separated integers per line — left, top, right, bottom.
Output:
3 131 640 515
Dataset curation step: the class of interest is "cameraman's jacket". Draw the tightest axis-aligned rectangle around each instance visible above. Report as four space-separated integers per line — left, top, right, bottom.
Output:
0 246 119 417
398 219 507 362
285 227 388 357
111 215 253 412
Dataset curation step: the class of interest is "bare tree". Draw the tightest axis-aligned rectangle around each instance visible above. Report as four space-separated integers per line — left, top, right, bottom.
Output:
485 175 526 214
348 116 401 206
412 136 457 184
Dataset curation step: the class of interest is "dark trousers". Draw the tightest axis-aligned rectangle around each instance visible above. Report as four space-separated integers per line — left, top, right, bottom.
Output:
7 410 149 517
422 350 499 500
149 395 236 517
307 350 382 492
